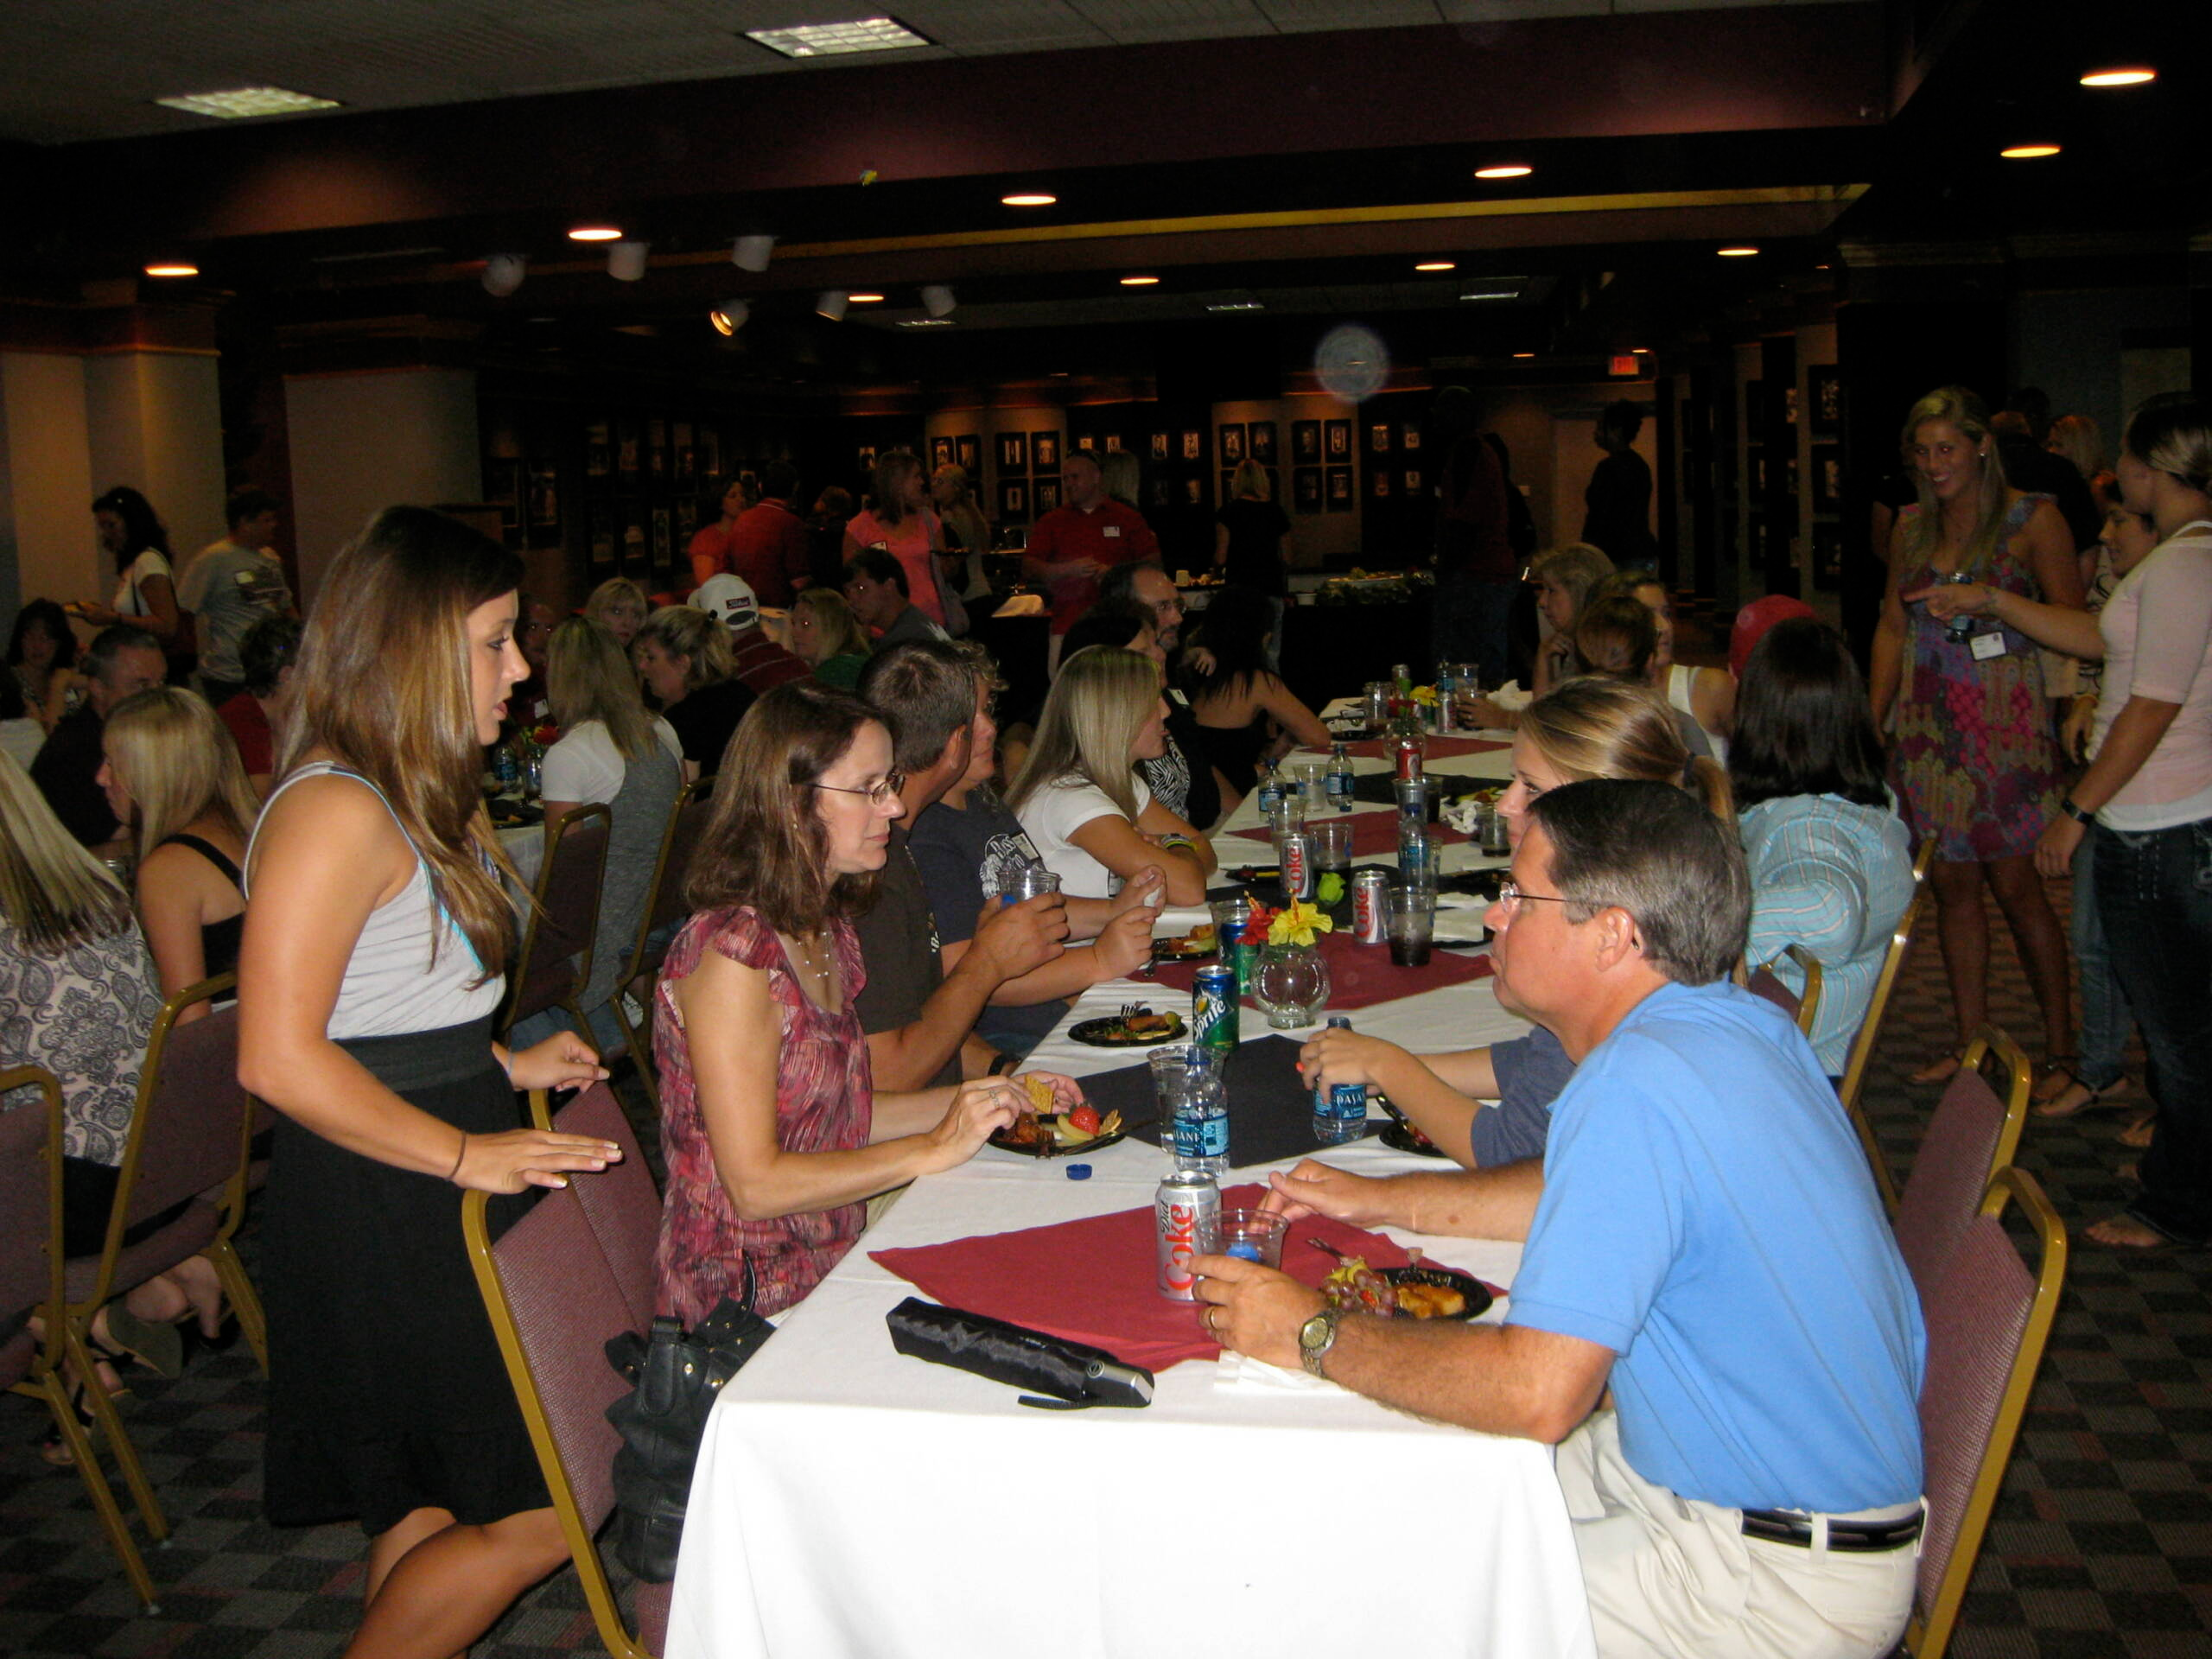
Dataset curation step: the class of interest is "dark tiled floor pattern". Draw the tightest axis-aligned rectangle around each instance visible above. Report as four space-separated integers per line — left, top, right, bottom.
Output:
4 884 2209 1657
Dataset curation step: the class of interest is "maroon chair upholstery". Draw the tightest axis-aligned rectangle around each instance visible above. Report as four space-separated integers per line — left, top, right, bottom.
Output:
464 1086 670 1657
502 804 613 1040
1907 1167 2066 1658
1746 964 1801 1027
609 780 711 1109
1 1065 162 1611
1893 1027 2031 1302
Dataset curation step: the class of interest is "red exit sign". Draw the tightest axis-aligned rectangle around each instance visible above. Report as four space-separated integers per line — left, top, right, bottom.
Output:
1609 354 1641 377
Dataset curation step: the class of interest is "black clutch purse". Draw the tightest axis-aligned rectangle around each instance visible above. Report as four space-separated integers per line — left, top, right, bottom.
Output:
886 1298 1154 1411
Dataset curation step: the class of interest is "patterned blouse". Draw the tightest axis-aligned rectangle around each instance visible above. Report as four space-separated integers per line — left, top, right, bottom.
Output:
0 917 163 1165
652 906 875 1322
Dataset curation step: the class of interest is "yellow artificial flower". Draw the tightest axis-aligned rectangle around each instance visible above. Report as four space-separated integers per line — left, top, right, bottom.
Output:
1268 899 1336 948
1410 685 1440 706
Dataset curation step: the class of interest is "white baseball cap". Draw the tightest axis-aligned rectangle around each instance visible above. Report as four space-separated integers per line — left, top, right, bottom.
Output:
692 574 758 631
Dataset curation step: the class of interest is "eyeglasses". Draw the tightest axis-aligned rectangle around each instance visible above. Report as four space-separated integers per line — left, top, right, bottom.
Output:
813 772 905 804
1496 879 1573 913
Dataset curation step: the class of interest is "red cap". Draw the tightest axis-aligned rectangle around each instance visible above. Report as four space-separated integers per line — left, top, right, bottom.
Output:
1730 595 1817 680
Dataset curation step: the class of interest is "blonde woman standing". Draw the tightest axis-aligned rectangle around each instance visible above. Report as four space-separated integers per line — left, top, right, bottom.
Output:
1007 644 1216 905
238 507 618 1659
97 686 259 1016
1871 385 2083 1085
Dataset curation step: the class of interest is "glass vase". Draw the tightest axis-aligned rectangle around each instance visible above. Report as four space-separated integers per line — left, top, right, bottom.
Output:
1253 943 1332 1029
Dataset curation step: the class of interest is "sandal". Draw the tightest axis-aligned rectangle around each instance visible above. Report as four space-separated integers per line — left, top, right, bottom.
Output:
92 1304 183 1380
2031 1054 2082 1105
1909 1052 1962 1085
2034 1072 2135 1121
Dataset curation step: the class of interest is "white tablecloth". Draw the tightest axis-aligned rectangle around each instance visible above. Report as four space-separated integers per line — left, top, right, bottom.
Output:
665 724 1594 1658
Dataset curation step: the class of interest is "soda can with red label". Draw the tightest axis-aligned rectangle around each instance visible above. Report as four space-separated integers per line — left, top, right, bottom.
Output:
1352 868 1390 944
1394 734 1425 780
1156 1170 1221 1300
1281 826 1313 902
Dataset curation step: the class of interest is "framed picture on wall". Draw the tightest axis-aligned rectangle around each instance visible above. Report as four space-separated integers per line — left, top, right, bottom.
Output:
652 506 672 570
585 419 612 480
1183 477 1204 505
931 435 954 469
956 435 981 474
1369 422 1391 455
528 462 560 533
1783 386 1800 426
1325 419 1351 460
1294 468 1322 512
1148 479 1173 508
1812 445 1843 512
1151 431 1171 461
699 428 722 481
622 512 649 577
1401 424 1421 452
1248 422 1276 465
1809 368 1841 435
1033 432 1061 470
1370 468 1391 499
675 497 698 544
1103 432 1124 454
1033 478 1061 512
1000 432 1028 474
617 417 640 479
1074 433 1095 454
1293 421 1321 464
674 422 696 482
647 418 669 480
1403 467 1423 495
1180 429 1204 462
590 503 617 567
484 459 523 530
1325 467 1353 511
1218 424 1246 465
1001 480 1029 522
1812 524 1843 590
857 444 879 476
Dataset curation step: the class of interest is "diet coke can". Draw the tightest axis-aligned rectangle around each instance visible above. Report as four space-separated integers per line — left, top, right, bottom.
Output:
1156 1170 1221 1300
1281 826 1313 903
1352 868 1390 944
1394 734 1425 781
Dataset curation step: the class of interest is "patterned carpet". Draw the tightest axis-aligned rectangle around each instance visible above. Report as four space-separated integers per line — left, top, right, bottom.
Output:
3 880 2208 1658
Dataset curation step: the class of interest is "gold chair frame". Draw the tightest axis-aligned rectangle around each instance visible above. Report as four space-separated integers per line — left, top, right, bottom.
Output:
1840 838 1938 1213
499 801 613 1044
606 777 709 1112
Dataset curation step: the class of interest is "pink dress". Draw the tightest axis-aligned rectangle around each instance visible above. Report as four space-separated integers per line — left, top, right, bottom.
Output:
652 906 874 1321
846 506 945 625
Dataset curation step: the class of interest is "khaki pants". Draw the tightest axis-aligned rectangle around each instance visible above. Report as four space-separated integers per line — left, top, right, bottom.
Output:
1554 1411 1918 1659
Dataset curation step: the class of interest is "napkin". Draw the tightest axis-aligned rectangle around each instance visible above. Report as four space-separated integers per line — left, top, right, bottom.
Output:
1142 929 1495 1013
869 1184 1422 1374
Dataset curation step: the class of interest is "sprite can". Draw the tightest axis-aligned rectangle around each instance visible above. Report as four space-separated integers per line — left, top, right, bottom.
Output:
1192 963 1239 1055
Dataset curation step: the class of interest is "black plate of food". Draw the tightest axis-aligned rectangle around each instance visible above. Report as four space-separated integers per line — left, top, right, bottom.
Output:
1150 928 1217 963
1069 1008 1186 1047
988 1108 1133 1159
1377 1118 1452 1158
1382 1264 1492 1321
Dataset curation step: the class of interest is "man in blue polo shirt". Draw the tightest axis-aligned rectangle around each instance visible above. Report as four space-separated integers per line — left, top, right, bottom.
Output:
1199 780 1925 1659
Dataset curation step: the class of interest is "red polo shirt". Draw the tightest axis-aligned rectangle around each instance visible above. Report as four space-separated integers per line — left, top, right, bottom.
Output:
1024 499 1160 632
724 499 811 608
728 628 811 697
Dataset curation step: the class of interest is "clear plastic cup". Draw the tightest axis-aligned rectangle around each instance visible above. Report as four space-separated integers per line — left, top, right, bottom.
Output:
1216 1208 1288 1268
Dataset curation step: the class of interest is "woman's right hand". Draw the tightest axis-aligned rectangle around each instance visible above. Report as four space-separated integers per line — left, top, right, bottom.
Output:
925 1077 1027 1170
453 1128 622 1194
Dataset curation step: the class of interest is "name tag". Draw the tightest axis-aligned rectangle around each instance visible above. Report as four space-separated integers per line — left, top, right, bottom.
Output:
1969 631 2006 661
1103 525 1120 538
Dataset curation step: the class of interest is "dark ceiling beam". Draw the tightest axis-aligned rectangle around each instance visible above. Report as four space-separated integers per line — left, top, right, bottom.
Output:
22 10 1883 250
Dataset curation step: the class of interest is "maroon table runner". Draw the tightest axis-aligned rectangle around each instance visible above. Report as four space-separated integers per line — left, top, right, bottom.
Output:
1142 926 1494 1012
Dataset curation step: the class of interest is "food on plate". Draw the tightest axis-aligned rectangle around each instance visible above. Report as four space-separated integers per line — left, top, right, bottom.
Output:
1069 1007 1187 1046
1120 1007 1180 1039
1152 923 1217 959
1391 1281 1468 1319
1321 1255 1397 1316
1021 1074 1056 1115
999 1106 1122 1150
1066 1103 1102 1136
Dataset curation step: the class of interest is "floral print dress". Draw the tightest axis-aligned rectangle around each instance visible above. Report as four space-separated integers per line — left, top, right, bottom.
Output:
652 906 875 1322
1891 493 2063 861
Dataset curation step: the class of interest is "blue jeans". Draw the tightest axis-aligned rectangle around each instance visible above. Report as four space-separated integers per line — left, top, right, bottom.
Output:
2071 830 2135 1090
2094 816 2212 1243
1432 573 1517 689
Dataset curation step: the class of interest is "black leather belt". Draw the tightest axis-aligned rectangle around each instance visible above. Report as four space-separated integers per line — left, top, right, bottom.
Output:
1740 1506 1923 1552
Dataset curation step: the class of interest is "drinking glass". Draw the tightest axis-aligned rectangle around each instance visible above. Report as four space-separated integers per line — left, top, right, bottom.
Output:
1385 886 1437 968
1216 1209 1288 1268
1309 818 1351 874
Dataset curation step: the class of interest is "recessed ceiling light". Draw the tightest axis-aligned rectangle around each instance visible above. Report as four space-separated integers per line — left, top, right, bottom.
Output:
746 17 932 59
2080 67 2154 86
1474 165 1533 180
1001 192 1057 207
569 226 623 242
143 262 199 278
1512 352 1535 359
1414 261 1456 272
155 86 340 120
897 317 955 328
1999 143 2062 159
1120 274 1160 286
1631 347 1650 355
1717 246 1759 257
847 292 885 303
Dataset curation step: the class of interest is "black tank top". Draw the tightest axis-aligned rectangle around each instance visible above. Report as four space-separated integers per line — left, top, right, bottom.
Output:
158 833 245 980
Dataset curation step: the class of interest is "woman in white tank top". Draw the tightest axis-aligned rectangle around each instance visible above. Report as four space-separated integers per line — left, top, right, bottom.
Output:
238 507 620 1656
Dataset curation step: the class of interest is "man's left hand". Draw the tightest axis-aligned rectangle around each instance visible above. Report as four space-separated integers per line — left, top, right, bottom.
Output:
1191 1252 1325 1370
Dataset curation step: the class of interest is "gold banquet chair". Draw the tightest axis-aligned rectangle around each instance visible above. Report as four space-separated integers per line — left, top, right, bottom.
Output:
1904 1167 2066 1659
1749 941 1823 1040
1 1065 162 1611
463 1083 669 1658
499 802 613 1046
606 778 712 1110
1892 1026 2032 1303
1839 838 1938 1213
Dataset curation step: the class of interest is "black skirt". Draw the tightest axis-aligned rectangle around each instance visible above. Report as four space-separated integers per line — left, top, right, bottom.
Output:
259 1018 550 1535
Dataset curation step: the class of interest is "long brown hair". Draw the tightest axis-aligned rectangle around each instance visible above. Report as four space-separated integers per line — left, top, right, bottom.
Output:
1521 676 1733 824
686 681 886 933
278 506 524 980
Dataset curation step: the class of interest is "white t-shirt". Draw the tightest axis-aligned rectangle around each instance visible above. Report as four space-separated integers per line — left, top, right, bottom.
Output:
112 549 172 619
1014 772 1152 899
542 716 682 805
